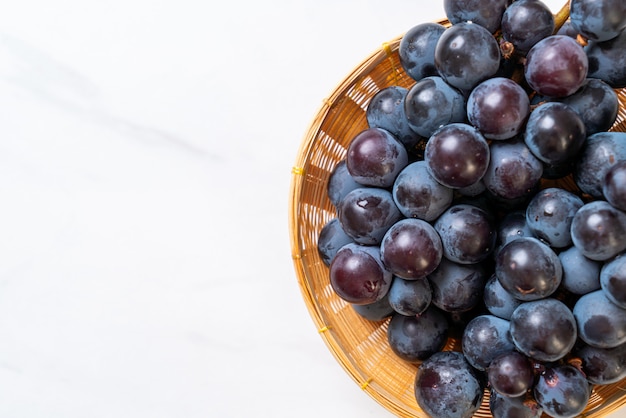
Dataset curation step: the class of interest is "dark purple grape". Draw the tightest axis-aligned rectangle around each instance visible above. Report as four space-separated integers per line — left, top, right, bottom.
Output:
443 0 511 33
457 179 486 197
603 160 626 211
387 276 432 316
399 22 446 82
346 127 408 188
484 273 523 320
482 137 543 201
573 341 626 385
434 21 501 91
380 218 443 280
415 351 485 418
501 0 555 54
524 102 587 166
487 351 534 398
573 289 626 348
534 365 591 418
556 20 580 39
524 35 588 98
329 243 393 305
392 160 454 221
489 390 543 418
387 306 449 363
466 77 530 140
495 237 562 301
570 200 626 261
327 160 361 209
424 123 490 189
600 255 626 309
570 0 626 42
496 210 535 250
317 218 354 266
366 86 423 151
556 78 619 135
525 187 584 248
558 245 601 295
351 294 394 321
404 76 466 138
428 258 487 313
338 187 402 245
510 298 578 362
585 28 626 88
462 314 515 371
434 203 496 264
574 131 626 198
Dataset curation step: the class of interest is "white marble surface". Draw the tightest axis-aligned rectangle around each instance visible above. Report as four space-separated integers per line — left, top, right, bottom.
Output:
0 1 624 417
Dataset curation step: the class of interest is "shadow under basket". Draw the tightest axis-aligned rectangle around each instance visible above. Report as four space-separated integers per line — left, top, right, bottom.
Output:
288 19 626 418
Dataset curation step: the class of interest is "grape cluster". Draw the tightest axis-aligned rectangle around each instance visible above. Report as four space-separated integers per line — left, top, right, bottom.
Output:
316 1 626 417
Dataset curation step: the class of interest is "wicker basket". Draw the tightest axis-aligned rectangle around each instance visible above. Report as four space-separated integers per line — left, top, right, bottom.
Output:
288 9 626 418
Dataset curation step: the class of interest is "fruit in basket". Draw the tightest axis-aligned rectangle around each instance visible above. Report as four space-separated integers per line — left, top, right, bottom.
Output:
533 364 591 418
501 0 555 54
569 0 626 42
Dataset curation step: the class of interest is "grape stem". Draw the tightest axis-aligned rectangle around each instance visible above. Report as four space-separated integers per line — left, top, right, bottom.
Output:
553 1 570 34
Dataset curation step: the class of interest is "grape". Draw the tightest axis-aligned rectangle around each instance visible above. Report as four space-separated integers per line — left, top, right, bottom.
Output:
424 123 490 189
524 102 587 165
600 255 626 309
434 21 501 91
338 187 402 245
346 127 408 188
415 350 485 418
327 160 361 209
462 314 515 371
366 86 423 152
585 28 626 88
524 35 588 98
434 203 496 264
573 289 626 348
387 276 432 316
487 350 534 398
399 22 446 82
329 243 393 305
482 137 543 201
404 76 466 138
380 218 443 279
496 210 534 250
489 390 543 418
466 77 530 140
483 273 523 320
500 0 555 54
387 306 449 363
495 237 562 301
558 245 601 295
525 187 584 248
574 131 626 198
570 200 626 261
556 20 580 39
573 341 626 385
534 365 591 418
317 218 354 266
428 258 487 313
443 0 511 33
603 160 626 211
392 160 454 221
351 295 394 321
569 0 626 42
510 298 577 362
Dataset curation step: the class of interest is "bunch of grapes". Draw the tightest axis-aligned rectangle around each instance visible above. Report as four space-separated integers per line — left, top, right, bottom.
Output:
317 0 626 417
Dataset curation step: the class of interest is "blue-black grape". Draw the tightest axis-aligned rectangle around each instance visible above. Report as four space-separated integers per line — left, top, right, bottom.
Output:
600 255 626 309
466 77 530 140
387 306 449 363
462 314 515 371
387 276 432 316
392 160 453 221
570 200 626 261
573 289 626 348
489 390 543 418
510 298 577 362
501 0 555 54
483 273 522 320
415 350 484 418
317 218 354 266
585 28 626 88
603 160 626 211
380 218 443 279
569 0 626 42
487 350 534 398
428 258 487 313
573 341 626 385
424 123 490 189
346 127 408 188
434 21 501 91
558 245 601 295
443 0 511 33
351 294 395 321
338 187 402 245
399 22 446 82
495 210 534 252
329 243 393 305
327 160 361 209
404 76 466 138
534 364 591 418
556 78 619 135
574 131 626 198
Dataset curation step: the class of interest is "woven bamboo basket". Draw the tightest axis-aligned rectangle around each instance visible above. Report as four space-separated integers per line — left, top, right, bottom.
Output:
289 5 626 417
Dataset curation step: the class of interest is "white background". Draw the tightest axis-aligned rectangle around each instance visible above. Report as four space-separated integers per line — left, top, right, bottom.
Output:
0 1 623 417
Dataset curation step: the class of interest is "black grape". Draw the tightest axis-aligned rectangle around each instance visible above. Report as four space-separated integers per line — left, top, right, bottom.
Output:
556 78 619 135
570 0 626 42
570 200 626 261
534 365 591 418
483 273 522 320
351 295 395 321
573 289 626 348
501 0 555 54
585 28 626 88
387 306 449 363
428 258 487 313
443 0 511 33
603 160 626 211
327 160 360 209
489 390 543 418
462 314 515 371
487 350 535 398
387 276 432 316
574 131 626 198
558 245 601 295
495 210 535 253
399 22 446 82
573 341 626 385
600 255 626 309
317 218 354 266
